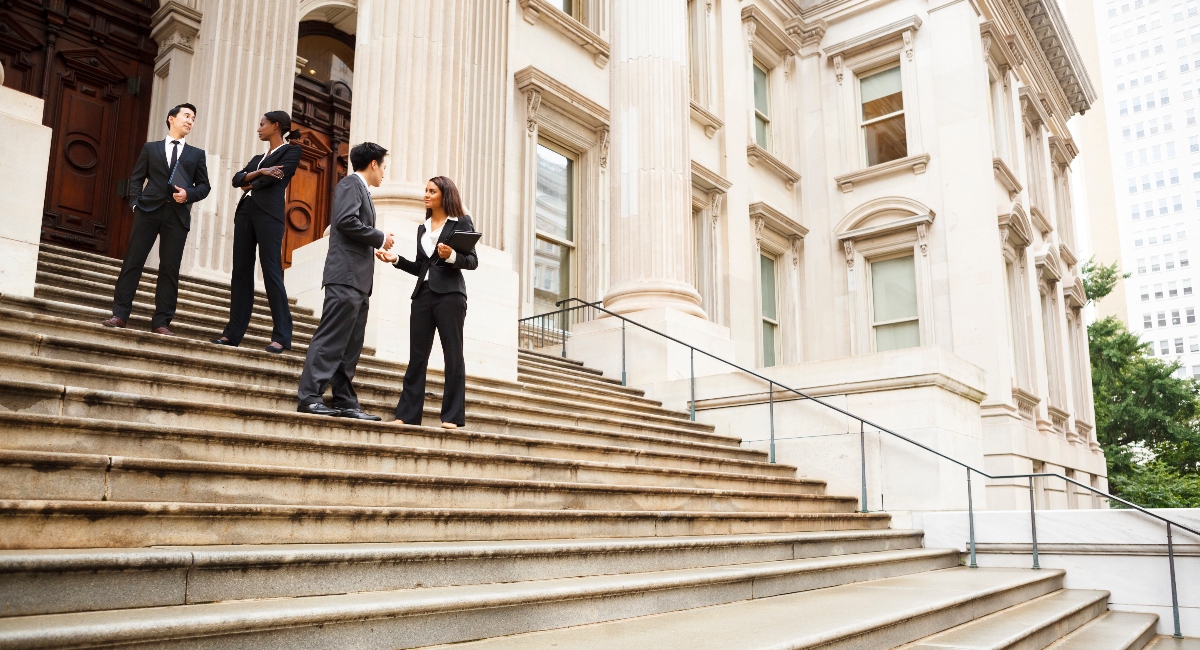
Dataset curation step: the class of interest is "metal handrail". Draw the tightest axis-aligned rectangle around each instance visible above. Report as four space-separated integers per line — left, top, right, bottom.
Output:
523 297 1197 638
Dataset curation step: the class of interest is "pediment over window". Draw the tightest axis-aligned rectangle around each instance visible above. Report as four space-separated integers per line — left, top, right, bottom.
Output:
999 205 1034 249
835 196 935 239
1064 276 1087 309
1035 244 1063 283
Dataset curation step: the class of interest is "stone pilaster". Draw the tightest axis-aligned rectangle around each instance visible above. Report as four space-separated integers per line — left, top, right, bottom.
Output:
602 0 704 318
168 0 301 281
351 0 507 243
147 1 202 142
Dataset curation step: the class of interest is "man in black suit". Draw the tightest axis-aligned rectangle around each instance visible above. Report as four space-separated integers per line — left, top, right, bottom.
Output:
102 103 211 335
296 142 395 420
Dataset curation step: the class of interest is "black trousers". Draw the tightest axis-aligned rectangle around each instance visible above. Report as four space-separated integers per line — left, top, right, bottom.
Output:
395 282 468 426
112 205 188 330
221 199 293 347
296 283 370 409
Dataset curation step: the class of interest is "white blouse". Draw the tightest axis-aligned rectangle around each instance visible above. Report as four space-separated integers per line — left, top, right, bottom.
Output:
420 217 458 280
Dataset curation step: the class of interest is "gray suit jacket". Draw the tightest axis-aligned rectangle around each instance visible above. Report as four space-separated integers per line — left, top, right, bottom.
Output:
323 174 386 295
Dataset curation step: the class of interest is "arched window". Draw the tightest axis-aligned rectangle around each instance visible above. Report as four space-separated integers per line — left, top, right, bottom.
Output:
297 24 355 89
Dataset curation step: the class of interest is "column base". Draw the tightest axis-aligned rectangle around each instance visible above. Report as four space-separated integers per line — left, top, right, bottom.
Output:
603 281 707 320
0 87 51 299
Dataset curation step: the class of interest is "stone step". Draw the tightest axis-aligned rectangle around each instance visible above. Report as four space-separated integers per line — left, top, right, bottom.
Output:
34 283 320 340
519 347 585 367
1145 636 1200 649
5 379 776 465
898 588 1110 649
420 567 1066 650
0 499 892 549
0 547 954 648
518 365 649 402
36 244 307 308
0 449 856 514
0 530 926 617
518 355 622 385
1044 611 1160 650
0 337 710 441
36 261 320 325
0 413 813 494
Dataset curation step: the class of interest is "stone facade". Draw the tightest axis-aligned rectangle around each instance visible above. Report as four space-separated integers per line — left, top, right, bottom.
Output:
36 0 1106 513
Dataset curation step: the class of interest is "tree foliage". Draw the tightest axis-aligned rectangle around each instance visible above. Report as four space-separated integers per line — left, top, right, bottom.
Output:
1084 258 1200 506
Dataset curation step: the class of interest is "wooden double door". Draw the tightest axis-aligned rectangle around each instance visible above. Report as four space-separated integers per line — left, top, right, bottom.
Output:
0 0 157 259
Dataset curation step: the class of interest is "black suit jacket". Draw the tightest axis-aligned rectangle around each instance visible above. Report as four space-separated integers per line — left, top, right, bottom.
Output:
323 174 386 295
231 144 303 220
128 140 211 229
394 215 479 298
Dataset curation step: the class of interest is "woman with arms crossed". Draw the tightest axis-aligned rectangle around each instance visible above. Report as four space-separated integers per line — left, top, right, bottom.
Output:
376 176 478 428
213 111 303 353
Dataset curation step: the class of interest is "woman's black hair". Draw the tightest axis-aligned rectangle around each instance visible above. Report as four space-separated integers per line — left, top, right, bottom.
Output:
426 176 466 219
264 110 301 141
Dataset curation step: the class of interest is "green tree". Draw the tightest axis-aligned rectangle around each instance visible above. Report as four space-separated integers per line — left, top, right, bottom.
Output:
1084 258 1200 507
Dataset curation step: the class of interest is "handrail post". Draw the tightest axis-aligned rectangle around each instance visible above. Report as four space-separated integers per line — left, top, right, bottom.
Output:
689 348 696 422
860 420 868 514
768 381 775 464
621 320 627 387
967 467 977 568
1168 523 1183 638
1028 476 1040 570
561 307 567 358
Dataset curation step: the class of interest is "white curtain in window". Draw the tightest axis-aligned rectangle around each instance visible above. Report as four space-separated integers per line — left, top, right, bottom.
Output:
872 255 920 351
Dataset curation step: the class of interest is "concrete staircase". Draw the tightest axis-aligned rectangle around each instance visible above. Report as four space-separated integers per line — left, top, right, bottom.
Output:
0 243 1169 647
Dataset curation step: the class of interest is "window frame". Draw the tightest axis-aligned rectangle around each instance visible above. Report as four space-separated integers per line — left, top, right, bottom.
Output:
532 139 580 314
857 62 908 168
867 251 922 352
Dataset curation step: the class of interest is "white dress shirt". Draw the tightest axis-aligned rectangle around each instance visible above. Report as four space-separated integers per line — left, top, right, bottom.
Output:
246 143 288 196
420 217 458 281
163 136 186 168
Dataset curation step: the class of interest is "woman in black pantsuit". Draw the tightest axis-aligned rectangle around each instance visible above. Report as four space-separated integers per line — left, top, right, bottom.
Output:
212 111 303 353
375 176 478 429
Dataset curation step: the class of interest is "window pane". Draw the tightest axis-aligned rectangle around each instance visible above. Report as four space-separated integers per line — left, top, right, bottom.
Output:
753 64 769 116
871 255 918 323
861 66 903 120
547 0 573 15
535 145 572 241
762 322 777 367
875 320 921 352
533 237 570 314
297 35 356 89
760 254 777 321
755 116 768 148
864 115 907 166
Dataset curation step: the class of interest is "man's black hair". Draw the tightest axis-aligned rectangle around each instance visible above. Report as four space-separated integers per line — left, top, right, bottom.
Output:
350 142 388 172
166 103 198 129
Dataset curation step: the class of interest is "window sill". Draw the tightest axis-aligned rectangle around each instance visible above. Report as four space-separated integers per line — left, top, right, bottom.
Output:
746 143 800 190
691 101 724 138
518 0 609 68
993 157 1023 199
834 153 930 193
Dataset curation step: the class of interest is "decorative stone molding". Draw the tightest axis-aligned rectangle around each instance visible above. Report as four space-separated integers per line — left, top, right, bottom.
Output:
691 160 732 194
690 100 724 138
1047 405 1070 437
785 17 827 50
1048 135 1078 165
749 200 808 241
1018 0 1096 115
1064 275 1086 309
519 0 610 68
1019 87 1049 129
150 1 202 60
1059 242 1078 268
979 21 1014 75
1012 386 1040 421
746 143 800 191
1029 205 1053 236
1035 244 1063 284
295 55 308 77
834 153 929 193
598 128 609 169
741 5 797 67
515 66 609 130
993 157 1023 200
524 88 542 133
998 205 1034 249
823 15 922 61
838 213 934 250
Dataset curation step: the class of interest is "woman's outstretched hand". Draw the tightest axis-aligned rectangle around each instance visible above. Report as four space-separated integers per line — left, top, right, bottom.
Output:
376 250 398 264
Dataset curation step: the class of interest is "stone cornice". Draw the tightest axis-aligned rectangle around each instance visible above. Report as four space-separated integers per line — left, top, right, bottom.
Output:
150 1 203 60
690 100 724 139
691 161 732 194
1029 204 1053 235
746 143 801 191
993 157 1023 200
1017 0 1096 116
518 0 610 68
1048 134 1078 165
514 66 609 130
742 5 799 62
838 213 934 244
823 15 921 60
750 200 808 239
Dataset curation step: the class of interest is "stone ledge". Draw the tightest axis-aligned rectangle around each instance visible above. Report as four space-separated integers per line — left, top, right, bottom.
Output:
993 157 1023 199
834 153 930 193
746 143 801 190
518 0 610 68
691 100 724 138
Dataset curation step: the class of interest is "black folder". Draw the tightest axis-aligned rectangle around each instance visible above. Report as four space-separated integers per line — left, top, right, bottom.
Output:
446 231 482 254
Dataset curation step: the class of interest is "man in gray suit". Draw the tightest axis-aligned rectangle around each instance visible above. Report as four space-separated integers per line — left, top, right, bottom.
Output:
296 142 395 419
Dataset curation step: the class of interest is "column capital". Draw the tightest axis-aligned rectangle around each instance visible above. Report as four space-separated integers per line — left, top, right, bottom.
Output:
151 1 203 61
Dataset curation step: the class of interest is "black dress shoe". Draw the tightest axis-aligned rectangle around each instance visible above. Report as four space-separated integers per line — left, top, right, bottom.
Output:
335 408 382 421
297 402 341 416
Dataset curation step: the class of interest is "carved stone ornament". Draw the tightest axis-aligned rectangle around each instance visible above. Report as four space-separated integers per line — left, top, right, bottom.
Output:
746 20 757 46
844 240 855 269
598 128 610 168
999 224 1009 248
981 33 992 66
790 236 803 268
903 29 914 60
917 223 928 256
752 215 766 244
525 89 542 133
833 54 843 84
709 191 725 216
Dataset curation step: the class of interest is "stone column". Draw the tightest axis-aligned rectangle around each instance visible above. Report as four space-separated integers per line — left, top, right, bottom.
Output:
163 0 300 281
602 0 704 318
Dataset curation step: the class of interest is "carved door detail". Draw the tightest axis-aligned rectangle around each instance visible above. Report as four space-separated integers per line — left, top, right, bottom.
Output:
283 130 339 268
